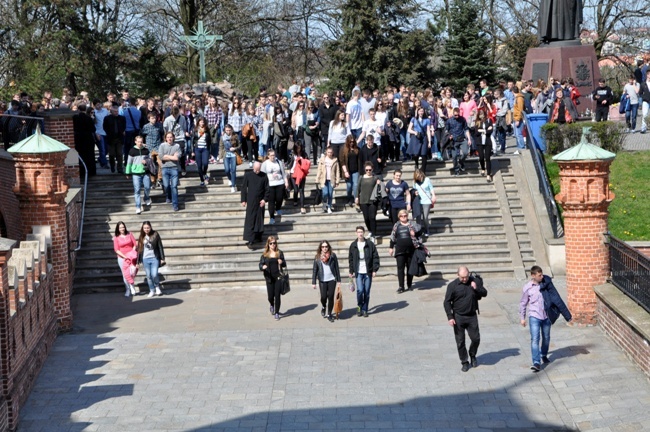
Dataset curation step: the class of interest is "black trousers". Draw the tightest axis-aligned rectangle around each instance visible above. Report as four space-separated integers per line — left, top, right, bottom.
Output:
266 279 281 314
453 314 481 364
360 203 377 236
245 137 258 162
477 144 492 175
595 106 609 122
395 253 414 289
389 206 406 225
291 177 305 208
268 184 285 218
413 154 428 173
319 280 336 316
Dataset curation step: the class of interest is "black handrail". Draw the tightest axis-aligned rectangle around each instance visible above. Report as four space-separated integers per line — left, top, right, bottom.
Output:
607 234 650 314
523 114 563 238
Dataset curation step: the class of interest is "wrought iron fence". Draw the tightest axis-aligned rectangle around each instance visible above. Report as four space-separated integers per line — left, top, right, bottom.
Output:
607 234 650 314
523 115 563 238
0 113 44 150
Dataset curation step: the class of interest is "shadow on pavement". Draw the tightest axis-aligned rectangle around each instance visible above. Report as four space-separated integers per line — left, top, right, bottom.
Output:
478 347 521 366
283 303 317 317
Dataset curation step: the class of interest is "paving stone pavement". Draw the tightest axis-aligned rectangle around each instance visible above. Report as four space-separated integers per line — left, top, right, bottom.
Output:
18 277 650 432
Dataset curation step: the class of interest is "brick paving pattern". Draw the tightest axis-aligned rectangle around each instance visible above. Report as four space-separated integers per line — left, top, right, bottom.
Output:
18 278 650 431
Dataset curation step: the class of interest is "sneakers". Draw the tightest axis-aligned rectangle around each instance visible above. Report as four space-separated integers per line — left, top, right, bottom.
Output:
147 291 155 298
249 161 253 168
181 170 187 176
166 199 172 204
531 363 541 372
357 307 362 317
135 207 142 214
321 307 326 318
227 179 232 186
270 305 275 315
275 313 280 321
269 218 275 225
397 287 405 294
327 207 333 214
200 182 205 187
276 210 282 216
173 207 179 212
363 311 368 318
144 199 152 206
541 356 550 364
230 186 236 193
124 287 130 297
470 356 477 368
155 287 162 296
327 315 335 322
514 150 521 155
461 363 470 372
129 284 136 296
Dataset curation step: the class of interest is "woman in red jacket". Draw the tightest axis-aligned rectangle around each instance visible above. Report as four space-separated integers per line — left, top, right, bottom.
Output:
289 142 311 214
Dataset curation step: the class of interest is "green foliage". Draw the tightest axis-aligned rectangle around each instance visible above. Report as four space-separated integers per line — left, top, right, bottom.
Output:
502 31 539 81
439 0 495 90
325 0 439 91
608 151 650 240
128 32 179 98
541 121 625 156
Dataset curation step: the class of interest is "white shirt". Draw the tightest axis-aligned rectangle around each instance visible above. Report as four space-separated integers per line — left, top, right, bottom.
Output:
261 159 285 186
329 121 348 144
357 241 367 274
624 83 640 104
359 98 376 118
346 99 364 130
362 119 383 137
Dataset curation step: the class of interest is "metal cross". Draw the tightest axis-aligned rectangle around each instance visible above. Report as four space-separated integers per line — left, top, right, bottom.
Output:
177 21 222 83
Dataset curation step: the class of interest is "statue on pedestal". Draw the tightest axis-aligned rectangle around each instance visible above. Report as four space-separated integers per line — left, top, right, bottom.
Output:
538 0 583 44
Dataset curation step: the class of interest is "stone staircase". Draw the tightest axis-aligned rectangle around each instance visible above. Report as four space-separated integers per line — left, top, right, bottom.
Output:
74 156 539 293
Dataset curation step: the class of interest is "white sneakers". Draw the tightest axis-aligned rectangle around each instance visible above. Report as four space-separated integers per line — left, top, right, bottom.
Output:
144 199 152 206
147 291 155 298
230 186 236 193
135 207 142 214
227 179 232 186
130 284 136 295
155 287 162 296
125 284 136 297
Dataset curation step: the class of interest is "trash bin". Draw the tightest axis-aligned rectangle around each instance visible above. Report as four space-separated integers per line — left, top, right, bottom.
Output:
526 113 548 153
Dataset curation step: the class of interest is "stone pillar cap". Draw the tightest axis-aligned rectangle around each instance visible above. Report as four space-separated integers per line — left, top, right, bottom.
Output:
553 127 616 161
7 124 70 154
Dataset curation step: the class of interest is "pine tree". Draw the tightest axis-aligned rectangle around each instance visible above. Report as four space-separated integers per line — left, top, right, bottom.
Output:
440 0 495 91
325 0 438 91
129 32 179 97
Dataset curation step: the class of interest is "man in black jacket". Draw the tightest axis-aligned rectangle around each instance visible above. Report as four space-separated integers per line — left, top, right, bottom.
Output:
103 106 127 173
443 266 488 372
348 226 380 318
72 104 97 178
318 94 339 149
359 134 383 177
592 78 614 122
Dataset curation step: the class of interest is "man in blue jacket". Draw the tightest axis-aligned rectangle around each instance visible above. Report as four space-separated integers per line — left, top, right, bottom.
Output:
519 266 572 372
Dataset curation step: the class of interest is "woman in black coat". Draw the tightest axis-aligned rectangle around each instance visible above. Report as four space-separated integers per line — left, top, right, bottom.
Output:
311 240 341 322
259 236 286 321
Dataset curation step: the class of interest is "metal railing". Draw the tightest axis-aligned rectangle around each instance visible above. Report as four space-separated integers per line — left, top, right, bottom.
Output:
608 234 650 314
0 113 44 149
523 114 563 238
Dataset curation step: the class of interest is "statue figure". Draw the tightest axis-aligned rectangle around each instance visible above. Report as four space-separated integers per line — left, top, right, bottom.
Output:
538 0 583 44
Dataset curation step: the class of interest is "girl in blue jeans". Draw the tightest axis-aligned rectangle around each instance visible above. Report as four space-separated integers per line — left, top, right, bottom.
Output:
221 124 241 193
316 147 341 213
137 221 165 297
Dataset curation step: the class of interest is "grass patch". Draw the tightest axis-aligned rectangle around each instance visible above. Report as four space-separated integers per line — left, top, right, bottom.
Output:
545 151 650 241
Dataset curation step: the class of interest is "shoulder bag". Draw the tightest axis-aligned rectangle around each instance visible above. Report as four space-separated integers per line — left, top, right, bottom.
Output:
278 268 290 295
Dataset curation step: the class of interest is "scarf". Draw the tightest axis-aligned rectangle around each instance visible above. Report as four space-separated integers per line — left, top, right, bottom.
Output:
320 250 330 263
552 99 574 123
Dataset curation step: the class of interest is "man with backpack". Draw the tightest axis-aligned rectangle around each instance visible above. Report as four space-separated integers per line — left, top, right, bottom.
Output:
443 266 488 372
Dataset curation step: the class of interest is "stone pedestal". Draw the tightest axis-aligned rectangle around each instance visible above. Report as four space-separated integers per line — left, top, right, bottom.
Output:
523 44 601 109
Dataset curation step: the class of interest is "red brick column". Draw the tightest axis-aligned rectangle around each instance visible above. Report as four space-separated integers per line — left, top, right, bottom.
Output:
0 239 16 429
43 110 79 186
555 160 614 325
12 152 73 330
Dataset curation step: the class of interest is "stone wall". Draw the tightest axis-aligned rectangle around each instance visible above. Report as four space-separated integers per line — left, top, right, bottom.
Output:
595 284 650 377
0 235 58 431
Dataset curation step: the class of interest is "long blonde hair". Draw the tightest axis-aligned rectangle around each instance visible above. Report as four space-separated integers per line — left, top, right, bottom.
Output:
263 236 281 257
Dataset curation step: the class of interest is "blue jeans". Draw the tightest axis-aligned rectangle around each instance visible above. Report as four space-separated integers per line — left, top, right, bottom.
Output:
132 174 151 209
399 129 408 158
356 273 372 312
142 257 160 292
514 120 525 149
496 124 506 152
321 180 333 208
97 135 107 166
345 172 359 202
224 155 237 186
350 128 362 141
195 147 209 180
162 166 179 208
529 316 551 365
627 103 639 130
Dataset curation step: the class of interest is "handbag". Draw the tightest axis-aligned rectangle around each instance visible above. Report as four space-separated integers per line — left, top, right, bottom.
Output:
278 270 290 295
333 285 343 315
235 152 243 166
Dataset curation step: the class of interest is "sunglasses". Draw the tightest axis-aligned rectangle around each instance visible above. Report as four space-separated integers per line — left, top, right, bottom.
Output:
321 245 329 249
365 169 373 172
399 215 408 218
269 242 277 245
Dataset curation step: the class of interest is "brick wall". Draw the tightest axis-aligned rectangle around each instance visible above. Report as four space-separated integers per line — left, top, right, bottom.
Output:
43 111 78 187
0 151 22 241
0 235 57 431
635 247 650 259
596 286 650 377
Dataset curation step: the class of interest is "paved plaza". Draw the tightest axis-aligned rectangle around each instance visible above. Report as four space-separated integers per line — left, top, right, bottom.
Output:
18 278 650 432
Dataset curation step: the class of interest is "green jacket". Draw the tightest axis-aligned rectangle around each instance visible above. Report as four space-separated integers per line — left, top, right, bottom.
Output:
125 145 150 175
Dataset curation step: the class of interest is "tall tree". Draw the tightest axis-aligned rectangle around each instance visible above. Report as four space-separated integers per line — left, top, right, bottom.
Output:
439 0 495 90
325 0 438 92
128 31 179 97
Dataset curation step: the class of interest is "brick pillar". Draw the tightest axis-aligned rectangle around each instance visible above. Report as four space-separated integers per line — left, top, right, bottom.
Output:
12 152 73 330
42 110 79 186
554 159 615 324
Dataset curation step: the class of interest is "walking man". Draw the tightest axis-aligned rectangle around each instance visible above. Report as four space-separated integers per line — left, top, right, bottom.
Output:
519 266 572 372
159 131 181 212
443 266 488 372
125 135 151 215
348 226 380 318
